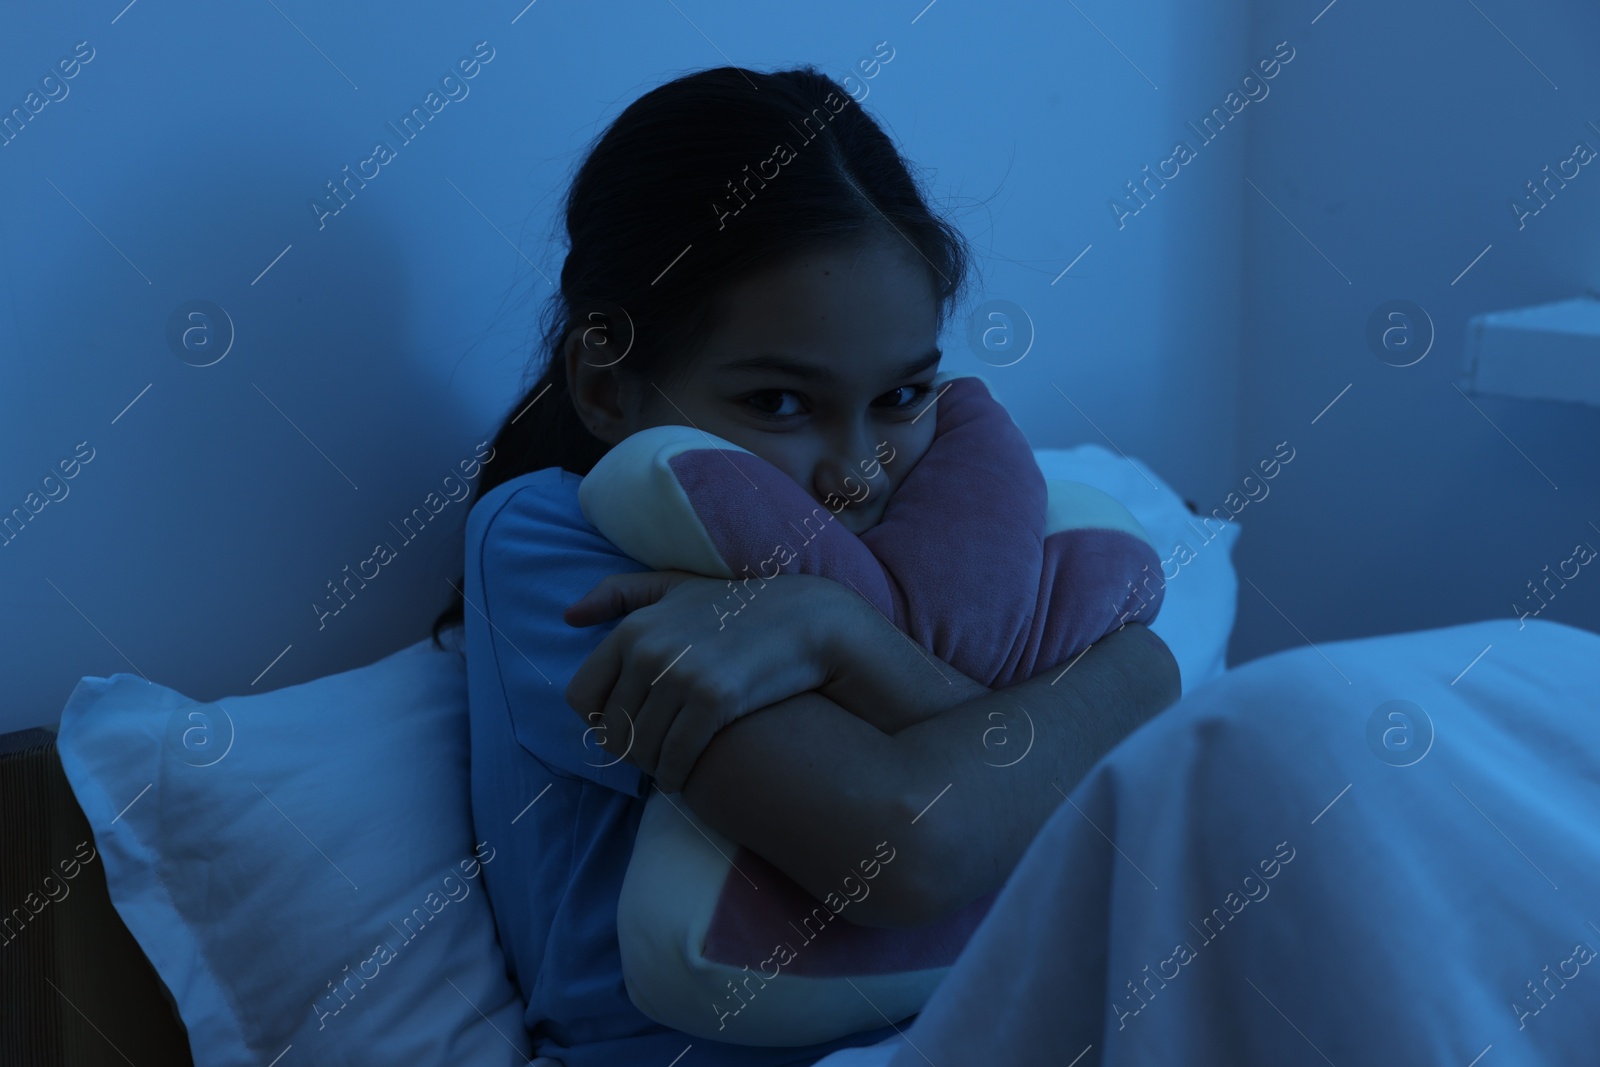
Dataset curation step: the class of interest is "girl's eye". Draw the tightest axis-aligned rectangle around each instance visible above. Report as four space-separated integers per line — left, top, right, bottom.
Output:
743 390 806 420
741 383 935 422
878 384 936 412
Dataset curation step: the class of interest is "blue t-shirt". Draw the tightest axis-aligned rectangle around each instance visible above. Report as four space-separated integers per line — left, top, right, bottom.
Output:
462 466 903 1066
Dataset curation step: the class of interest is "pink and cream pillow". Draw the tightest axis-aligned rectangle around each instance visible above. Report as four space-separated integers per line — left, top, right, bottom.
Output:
577 373 1164 1046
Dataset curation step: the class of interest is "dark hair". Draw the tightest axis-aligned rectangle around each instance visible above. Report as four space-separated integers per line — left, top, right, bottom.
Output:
431 63 975 651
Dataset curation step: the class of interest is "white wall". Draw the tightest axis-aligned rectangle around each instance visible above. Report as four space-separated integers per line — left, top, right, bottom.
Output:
1230 0 1600 667
0 0 1251 732
929 0 1248 511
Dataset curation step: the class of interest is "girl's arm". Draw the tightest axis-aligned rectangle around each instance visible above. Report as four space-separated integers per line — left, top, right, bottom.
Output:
679 610 1180 929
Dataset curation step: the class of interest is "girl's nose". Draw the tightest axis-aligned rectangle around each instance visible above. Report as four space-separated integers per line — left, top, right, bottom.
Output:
812 428 885 514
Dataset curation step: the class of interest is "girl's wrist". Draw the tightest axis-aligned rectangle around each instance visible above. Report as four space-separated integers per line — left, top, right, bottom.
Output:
807 578 890 675
799 575 868 683
811 580 987 734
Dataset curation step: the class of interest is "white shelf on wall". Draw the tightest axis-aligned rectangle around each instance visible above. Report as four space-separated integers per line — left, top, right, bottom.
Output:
1460 293 1600 408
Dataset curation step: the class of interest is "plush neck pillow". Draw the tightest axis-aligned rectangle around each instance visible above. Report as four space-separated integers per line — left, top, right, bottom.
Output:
576 373 1164 1047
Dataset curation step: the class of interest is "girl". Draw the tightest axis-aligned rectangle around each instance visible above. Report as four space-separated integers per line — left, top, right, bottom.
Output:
432 65 1181 1066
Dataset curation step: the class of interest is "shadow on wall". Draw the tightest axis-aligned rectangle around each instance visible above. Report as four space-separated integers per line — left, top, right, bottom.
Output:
1 107 502 732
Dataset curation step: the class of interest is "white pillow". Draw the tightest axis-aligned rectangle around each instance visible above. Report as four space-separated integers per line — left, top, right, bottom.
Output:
54 637 533 1067
1031 444 1240 693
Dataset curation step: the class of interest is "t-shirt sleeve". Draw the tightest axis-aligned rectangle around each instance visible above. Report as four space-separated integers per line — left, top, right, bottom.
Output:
465 466 652 797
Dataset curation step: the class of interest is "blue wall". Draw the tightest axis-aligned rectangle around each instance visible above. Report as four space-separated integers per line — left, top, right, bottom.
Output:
1230 0 1600 666
0 0 1256 731
4 0 1591 731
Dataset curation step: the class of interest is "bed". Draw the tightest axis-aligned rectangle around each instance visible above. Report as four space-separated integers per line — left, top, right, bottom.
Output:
14 445 1594 1065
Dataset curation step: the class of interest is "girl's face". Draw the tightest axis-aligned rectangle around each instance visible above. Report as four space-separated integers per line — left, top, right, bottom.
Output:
567 237 942 536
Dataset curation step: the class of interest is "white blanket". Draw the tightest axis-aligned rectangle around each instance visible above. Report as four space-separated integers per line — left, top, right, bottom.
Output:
814 617 1600 1065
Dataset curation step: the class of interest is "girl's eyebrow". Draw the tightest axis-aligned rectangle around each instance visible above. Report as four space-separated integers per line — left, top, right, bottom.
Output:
717 347 941 385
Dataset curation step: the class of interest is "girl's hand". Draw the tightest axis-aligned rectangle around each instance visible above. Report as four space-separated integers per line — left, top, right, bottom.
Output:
562 569 854 792
561 568 704 628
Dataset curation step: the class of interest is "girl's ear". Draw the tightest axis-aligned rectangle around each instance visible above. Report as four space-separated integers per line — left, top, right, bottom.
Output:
566 327 631 445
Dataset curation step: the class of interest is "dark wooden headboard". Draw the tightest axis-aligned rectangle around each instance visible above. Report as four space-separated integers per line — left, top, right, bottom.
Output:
1 727 195 1067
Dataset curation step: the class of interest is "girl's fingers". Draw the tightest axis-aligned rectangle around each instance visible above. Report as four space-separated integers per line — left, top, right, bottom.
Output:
622 684 679 782
563 570 704 626
655 699 727 794
600 641 667 771
580 702 636 769
565 624 626 721
562 573 645 627
613 637 705 787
